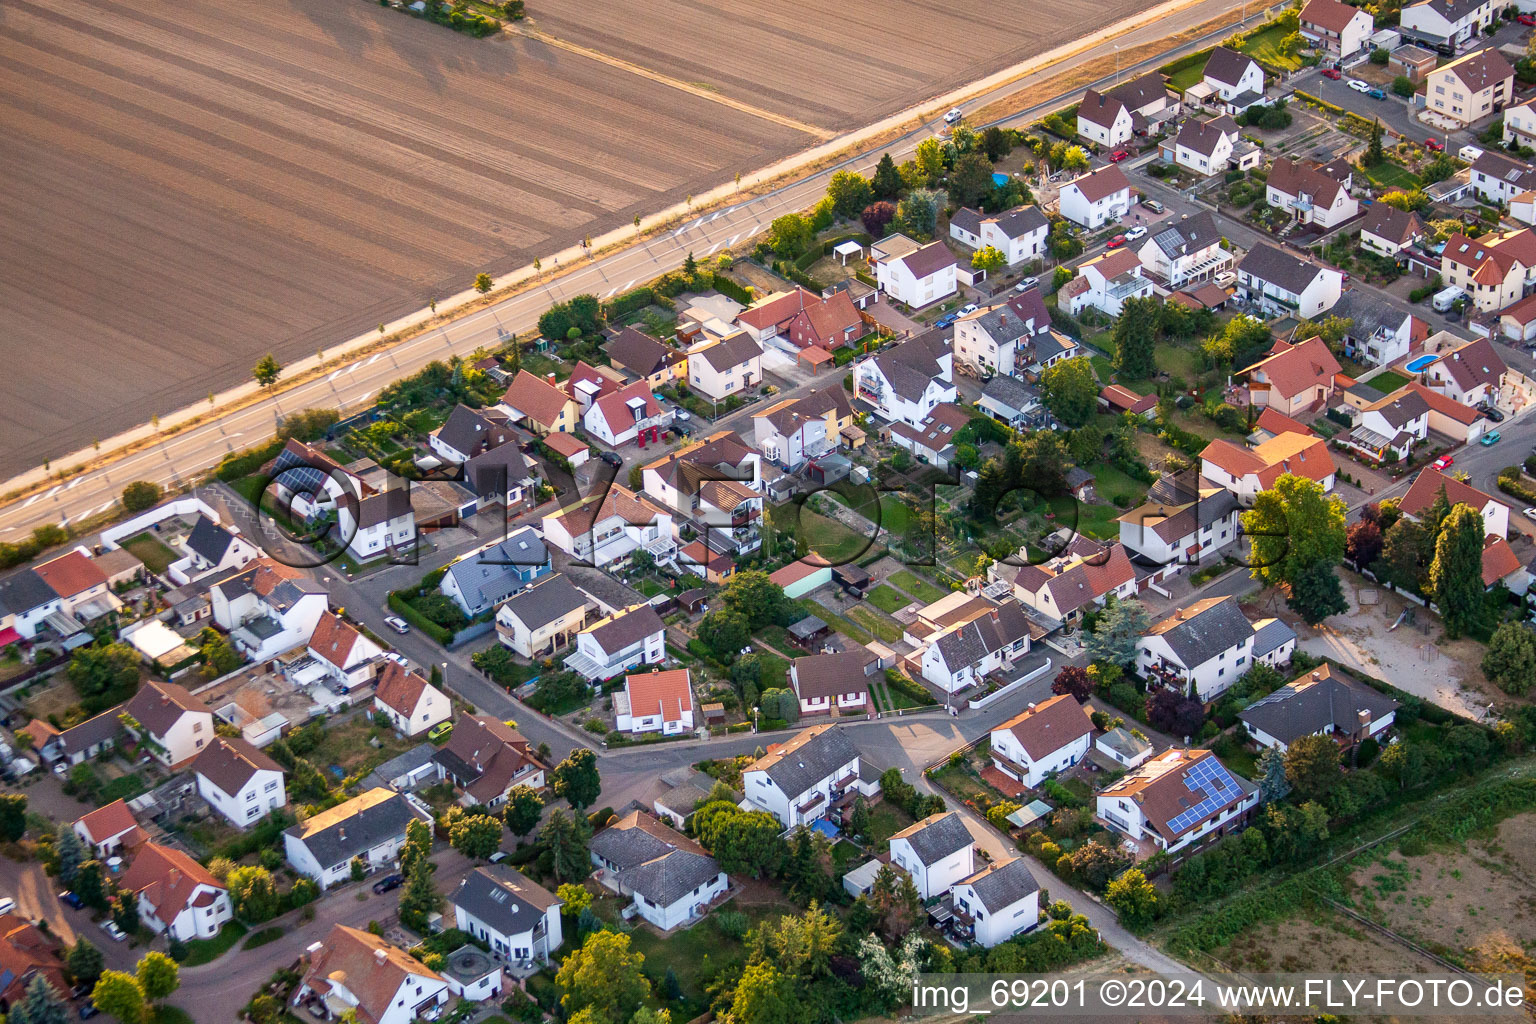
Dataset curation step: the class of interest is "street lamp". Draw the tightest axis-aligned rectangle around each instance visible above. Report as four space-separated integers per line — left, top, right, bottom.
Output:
752 705 760 733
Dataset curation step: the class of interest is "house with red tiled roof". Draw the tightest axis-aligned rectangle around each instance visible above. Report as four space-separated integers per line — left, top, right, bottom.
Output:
584 378 672 447
294 924 449 1024
541 483 676 571
1400 466 1510 540
1421 334 1507 405
1401 382 1492 443
768 560 833 598
1251 406 1315 442
373 661 451 738
735 288 863 352
1064 247 1154 317
1238 336 1344 417
498 370 580 435
889 403 973 468
989 694 1095 788
1059 165 1134 229
33 548 114 621
1199 431 1336 504
1299 0 1374 56
121 841 233 941
306 611 383 691
1099 384 1157 418
0 914 68 1011
617 669 695 735
1482 535 1528 593
1439 229 1536 313
1005 540 1138 625
74 799 144 859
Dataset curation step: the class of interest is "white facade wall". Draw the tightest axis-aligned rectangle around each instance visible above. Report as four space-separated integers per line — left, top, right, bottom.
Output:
1136 632 1254 702
197 767 287 828
953 882 1039 948
989 728 1092 788
1058 183 1131 229
889 836 975 900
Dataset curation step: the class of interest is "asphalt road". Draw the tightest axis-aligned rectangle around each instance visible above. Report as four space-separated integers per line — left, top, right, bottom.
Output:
0 0 1265 540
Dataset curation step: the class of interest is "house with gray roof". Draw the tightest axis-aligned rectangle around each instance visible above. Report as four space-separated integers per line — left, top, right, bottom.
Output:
918 601 1035 694
741 723 881 827
1239 665 1398 752
440 528 550 617
588 811 728 931
1138 595 1296 701
954 293 1053 377
172 516 259 585
451 865 564 965
950 857 1041 948
494 574 589 659
1330 290 1426 367
890 811 977 899
429 404 518 464
976 374 1042 427
360 743 442 793
282 788 431 889
1136 211 1232 289
948 204 1049 266
1236 243 1344 319
852 330 956 427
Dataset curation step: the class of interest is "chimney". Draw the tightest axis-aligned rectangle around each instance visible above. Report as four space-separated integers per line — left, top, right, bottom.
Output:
305 941 323 962
547 372 558 383
1311 671 1321 680
375 948 388 963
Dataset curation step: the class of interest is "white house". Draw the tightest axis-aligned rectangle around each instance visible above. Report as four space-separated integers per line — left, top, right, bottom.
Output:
583 379 673 447
1504 95 1536 148
1062 248 1154 318
616 668 694 735
751 389 853 470
1138 595 1296 701
1239 665 1399 752
1199 46 1266 111
1077 71 1179 144
1166 115 1256 176
1096 748 1259 855
541 484 676 572
872 235 959 308
1341 386 1430 463
917 601 1034 694
1471 149 1536 205
1235 242 1344 319
1117 477 1242 566
1439 229 1536 313
440 528 550 618
889 812 976 900
191 736 287 828
73 800 143 859
1135 211 1231 289
741 723 880 828
294 925 448 1024
122 679 215 768
373 661 452 738
1002 539 1138 625
495 573 589 659
169 516 259 586
789 650 873 716
1400 466 1511 540
1199 432 1338 505
451 865 564 965
0 568 63 642
567 603 667 683
988 694 1095 788
588 812 729 931
852 330 955 427
1422 46 1514 126
1422 335 1507 405
1400 0 1498 50
1076 89 1136 147
1359 203 1427 258
948 205 1050 266
306 612 384 692
283 788 431 889
950 858 1041 949
1266 158 1358 230
120 842 233 941
427 404 519 464
1299 0 1375 57
953 289 1054 376
688 332 763 404
210 560 329 662
1058 165 1133 229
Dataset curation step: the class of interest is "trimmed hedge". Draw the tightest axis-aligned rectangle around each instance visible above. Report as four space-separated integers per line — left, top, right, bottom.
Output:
387 591 452 646
714 275 752 305
603 286 655 321
1497 466 1536 504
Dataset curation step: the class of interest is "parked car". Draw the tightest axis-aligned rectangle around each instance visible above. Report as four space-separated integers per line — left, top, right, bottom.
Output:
100 921 126 942
672 409 690 421
943 107 963 124
1347 79 1371 93
1321 68 1342 80
1141 199 1164 213
59 891 84 909
934 312 960 329
1125 225 1148 242
52 760 68 775
1109 148 1131 162
1481 430 1502 446
1523 507 1536 522
1432 42 1456 57
957 303 978 316
383 616 410 635
0 897 14 916
1425 137 1445 152
1367 87 1385 99
79 1006 99 1020
1214 270 1237 287
372 874 405 895
1107 234 1127 249
1520 13 1536 25
69 984 91 1002
427 721 454 743
1015 276 1038 292
1433 455 1455 470
599 451 623 467
1481 404 1506 422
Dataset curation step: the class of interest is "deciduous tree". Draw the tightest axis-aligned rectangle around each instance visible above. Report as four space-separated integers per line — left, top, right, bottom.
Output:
767 214 813 258
698 607 751 662
474 273 494 294
556 929 649 1024
861 201 896 236
1039 357 1098 428
826 171 873 219
1345 518 1383 570
1484 621 1536 695
971 245 1007 273
1051 665 1092 703
227 865 279 923
1283 733 1341 800
119 482 162 513
1286 559 1349 626
948 153 995 208
504 785 545 838
552 748 602 810
90 971 146 1024
252 354 282 389
449 813 503 860
1104 868 1158 929
1242 474 1347 590
134 952 179 1002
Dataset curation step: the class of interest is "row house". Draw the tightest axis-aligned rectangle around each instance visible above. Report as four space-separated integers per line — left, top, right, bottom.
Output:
948 205 1050 266
1137 595 1297 701
889 812 976 900
499 370 581 435
542 484 676 571
734 287 863 352
853 329 956 427
1075 71 1179 147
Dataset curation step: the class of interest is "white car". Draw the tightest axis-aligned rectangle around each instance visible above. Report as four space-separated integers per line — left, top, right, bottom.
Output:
1015 276 1038 292
383 616 410 635
1124 225 1148 242
101 920 126 942
1524 508 1536 522
1214 270 1237 288
673 409 691 422
0 897 14 917
943 108 963 125
1347 79 1371 93
957 303 978 316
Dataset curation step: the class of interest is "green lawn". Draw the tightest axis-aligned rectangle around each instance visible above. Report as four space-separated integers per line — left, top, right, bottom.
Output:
845 606 904 644
1366 370 1411 393
181 921 248 966
753 649 792 689
1209 733 1260 780
889 570 948 604
878 495 912 535
1155 344 1201 381
775 507 874 565
243 926 283 950
121 533 177 575
1090 354 1116 382
866 585 912 615
635 578 664 598
1082 462 1147 507
150 1009 195 1024
866 801 917 844
1070 503 1126 542
1167 57 1209 92
1236 22 1303 70
802 599 873 645
1359 159 1421 192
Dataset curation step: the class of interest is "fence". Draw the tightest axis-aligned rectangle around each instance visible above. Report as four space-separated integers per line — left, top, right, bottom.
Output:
968 658 1053 711
100 497 224 550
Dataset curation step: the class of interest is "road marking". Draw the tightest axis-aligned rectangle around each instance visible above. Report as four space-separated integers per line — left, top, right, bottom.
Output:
328 368 343 382
602 287 617 298
708 212 720 223
45 486 59 499
367 353 382 366
705 242 721 256
95 500 114 515
622 279 635 291
22 494 38 509
726 233 740 246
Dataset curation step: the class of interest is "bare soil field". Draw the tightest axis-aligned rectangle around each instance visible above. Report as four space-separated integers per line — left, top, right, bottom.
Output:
0 0 801 474
529 0 1162 129
1219 905 1444 975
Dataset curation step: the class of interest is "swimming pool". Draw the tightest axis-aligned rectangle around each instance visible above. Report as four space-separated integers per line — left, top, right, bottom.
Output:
1405 355 1439 373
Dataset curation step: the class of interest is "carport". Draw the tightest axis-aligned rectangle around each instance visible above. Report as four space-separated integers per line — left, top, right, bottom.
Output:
797 346 834 374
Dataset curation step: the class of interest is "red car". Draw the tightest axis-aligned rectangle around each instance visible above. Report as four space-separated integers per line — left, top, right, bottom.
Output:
1433 455 1455 471
1109 148 1131 162
1425 137 1445 152
1519 13 1536 26
1321 68 1342 80
1107 234 1126 249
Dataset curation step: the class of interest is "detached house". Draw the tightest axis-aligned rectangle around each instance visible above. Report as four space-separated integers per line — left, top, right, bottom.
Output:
1096 748 1259 855
1004 540 1138 625
1238 336 1344 416
1401 0 1498 48
1342 386 1430 463
1423 46 1514 126
123 679 214 768
1058 165 1133 229
1333 290 1429 368
1299 0 1375 57
953 289 1054 376
451 866 563 966
1076 89 1136 147
306 611 383 692
1200 431 1337 504
1135 211 1231 288
1359 204 1427 258
284 788 431 889
1422 334 1507 404
542 484 675 571
589 812 729 931
428 404 518 465
988 694 1095 789
853 330 956 426
498 370 580 435
440 528 550 618
1077 71 1178 145
616 668 694 735
948 205 1050 266
120 842 232 941
734 288 863 353
889 403 972 468
568 603 667 683
1439 229 1536 312
1265 159 1358 230
1504 94 1536 149
495 574 589 658
1198 46 1266 112
872 235 959 308
1400 466 1511 540
170 516 259 586
74 799 144 859
435 713 547 806
889 812 977 899
1117 474 1242 566
373 661 452 738
1165 115 1257 176
1138 595 1297 701
1240 664 1399 752
688 333 763 404
642 431 764 558
210 559 329 662
1471 149 1536 205
752 389 856 469
584 379 672 447
917 600 1035 694
741 723 880 828
192 736 286 828
605 327 686 391
1063 248 1154 318
950 858 1041 948
789 650 874 716
294 925 448 1024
